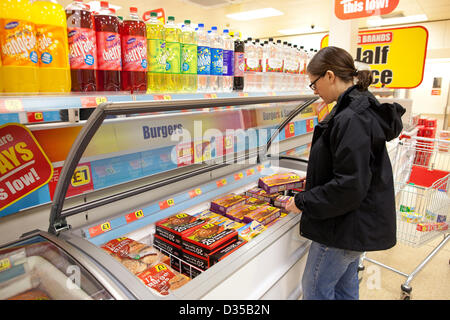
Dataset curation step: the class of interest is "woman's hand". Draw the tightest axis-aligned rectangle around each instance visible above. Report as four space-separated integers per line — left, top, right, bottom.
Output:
286 197 302 214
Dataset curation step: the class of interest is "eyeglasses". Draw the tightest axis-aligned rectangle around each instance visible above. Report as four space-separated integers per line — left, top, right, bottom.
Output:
309 72 326 90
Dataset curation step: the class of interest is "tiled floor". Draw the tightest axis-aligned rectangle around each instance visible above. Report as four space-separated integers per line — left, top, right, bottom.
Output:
359 235 450 300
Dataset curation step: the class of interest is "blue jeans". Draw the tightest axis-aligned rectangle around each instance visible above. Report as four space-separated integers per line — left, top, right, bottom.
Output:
302 241 362 300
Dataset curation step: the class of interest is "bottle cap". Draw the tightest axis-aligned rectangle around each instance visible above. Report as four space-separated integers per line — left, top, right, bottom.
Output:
277 40 281 43
268 37 273 41
255 39 260 43
247 37 252 40
198 23 204 28
100 1 108 8
212 26 217 30
110 8 116 14
130 7 137 13
184 19 190 24
223 29 229 33
150 12 157 17
168 16 175 21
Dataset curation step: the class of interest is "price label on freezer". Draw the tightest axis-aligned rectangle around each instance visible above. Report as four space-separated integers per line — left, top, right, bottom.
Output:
246 168 255 176
95 96 107 105
188 188 202 198
0 258 11 273
216 178 227 187
88 221 111 238
159 198 175 210
257 165 264 172
125 210 144 223
0 99 24 112
71 165 91 187
234 172 244 181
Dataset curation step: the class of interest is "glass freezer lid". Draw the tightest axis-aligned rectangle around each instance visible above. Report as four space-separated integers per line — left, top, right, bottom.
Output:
0 234 114 300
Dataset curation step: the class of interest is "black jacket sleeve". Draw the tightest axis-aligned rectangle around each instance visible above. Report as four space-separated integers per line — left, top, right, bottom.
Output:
298 109 373 220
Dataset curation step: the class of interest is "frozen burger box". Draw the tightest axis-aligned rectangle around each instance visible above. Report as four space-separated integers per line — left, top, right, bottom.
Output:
155 213 206 246
256 190 281 204
226 204 265 224
210 239 247 265
244 205 281 225
210 194 246 214
274 195 293 209
258 173 304 194
245 196 270 207
181 223 238 258
181 238 246 273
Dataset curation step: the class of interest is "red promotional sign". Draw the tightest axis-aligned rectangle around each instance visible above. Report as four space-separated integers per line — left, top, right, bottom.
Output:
48 163 94 200
0 124 53 211
335 0 399 20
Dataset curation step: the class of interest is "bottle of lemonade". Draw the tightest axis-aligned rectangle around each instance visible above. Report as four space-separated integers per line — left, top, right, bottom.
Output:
146 11 165 93
163 16 181 93
180 19 197 93
0 0 39 93
32 0 71 93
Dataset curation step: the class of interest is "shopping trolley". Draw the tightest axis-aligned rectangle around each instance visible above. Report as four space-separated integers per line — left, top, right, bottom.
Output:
358 136 450 300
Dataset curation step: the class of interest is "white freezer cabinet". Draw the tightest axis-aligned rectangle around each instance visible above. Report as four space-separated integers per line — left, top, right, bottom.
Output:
0 94 317 299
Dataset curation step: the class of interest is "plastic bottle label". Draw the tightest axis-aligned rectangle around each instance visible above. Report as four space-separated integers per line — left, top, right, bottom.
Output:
222 49 234 76
36 24 68 68
266 58 282 72
245 58 259 72
0 19 38 67
210 48 223 75
234 52 244 77
181 43 197 74
197 46 210 75
68 27 97 70
165 41 181 74
122 35 147 72
96 32 121 70
147 39 165 73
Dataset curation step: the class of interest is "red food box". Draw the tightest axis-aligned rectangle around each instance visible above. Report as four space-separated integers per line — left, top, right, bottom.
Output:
210 194 246 214
181 223 238 258
155 213 207 246
210 239 247 265
258 172 305 193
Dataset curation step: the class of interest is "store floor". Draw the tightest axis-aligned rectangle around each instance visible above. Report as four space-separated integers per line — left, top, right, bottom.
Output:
358 235 450 300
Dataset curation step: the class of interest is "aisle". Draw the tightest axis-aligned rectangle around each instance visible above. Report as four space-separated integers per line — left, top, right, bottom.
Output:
359 236 450 300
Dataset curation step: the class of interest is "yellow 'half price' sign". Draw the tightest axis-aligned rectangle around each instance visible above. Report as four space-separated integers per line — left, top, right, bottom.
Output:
321 26 428 89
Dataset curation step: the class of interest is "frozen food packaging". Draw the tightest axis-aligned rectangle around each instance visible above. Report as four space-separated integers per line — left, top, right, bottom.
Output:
210 194 246 214
258 173 305 193
237 221 267 242
155 213 206 245
244 205 281 226
182 223 238 258
137 263 190 296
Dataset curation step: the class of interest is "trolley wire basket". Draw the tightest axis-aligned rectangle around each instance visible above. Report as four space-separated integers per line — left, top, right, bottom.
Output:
359 136 450 300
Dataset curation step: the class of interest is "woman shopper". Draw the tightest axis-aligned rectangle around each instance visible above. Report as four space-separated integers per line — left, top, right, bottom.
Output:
286 46 406 300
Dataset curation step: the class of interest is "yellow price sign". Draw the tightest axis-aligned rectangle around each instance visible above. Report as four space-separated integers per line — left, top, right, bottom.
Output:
101 222 111 232
321 26 428 88
163 95 172 100
71 165 91 187
155 264 168 272
0 258 11 272
95 96 107 105
34 112 43 120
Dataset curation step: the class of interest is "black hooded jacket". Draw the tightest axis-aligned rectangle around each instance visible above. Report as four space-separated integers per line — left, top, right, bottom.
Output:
294 85 406 251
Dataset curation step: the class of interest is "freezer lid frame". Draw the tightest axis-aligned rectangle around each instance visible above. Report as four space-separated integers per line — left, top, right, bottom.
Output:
0 230 137 300
48 95 318 235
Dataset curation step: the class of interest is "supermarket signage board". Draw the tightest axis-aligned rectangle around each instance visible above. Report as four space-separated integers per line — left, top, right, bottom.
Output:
321 26 428 88
0 123 53 211
334 0 399 20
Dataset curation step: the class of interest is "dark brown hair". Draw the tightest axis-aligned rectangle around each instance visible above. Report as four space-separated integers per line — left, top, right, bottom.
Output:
306 46 372 91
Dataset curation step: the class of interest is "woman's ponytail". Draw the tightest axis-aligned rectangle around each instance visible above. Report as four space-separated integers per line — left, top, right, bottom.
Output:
355 69 373 91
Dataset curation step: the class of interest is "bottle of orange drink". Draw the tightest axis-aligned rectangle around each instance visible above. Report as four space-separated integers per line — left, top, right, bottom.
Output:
0 0 39 93
32 0 71 93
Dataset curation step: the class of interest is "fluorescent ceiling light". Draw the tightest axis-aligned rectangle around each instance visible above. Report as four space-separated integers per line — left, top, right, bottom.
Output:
278 27 325 35
226 8 283 21
367 14 427 27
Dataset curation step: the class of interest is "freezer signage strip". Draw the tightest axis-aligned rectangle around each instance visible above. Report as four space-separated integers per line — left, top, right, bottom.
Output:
82 163 272 243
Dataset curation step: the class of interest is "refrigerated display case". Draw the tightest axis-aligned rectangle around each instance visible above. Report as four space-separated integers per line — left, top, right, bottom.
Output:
0 93 318 299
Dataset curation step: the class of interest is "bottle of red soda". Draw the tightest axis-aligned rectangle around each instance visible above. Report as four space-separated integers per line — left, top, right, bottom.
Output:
120 7 147 93
65 0 97 91
94 1 121 91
